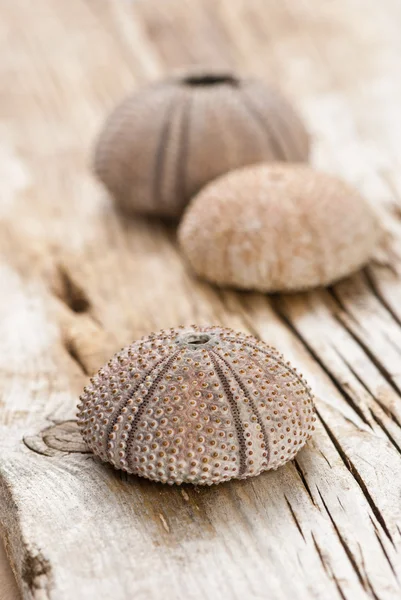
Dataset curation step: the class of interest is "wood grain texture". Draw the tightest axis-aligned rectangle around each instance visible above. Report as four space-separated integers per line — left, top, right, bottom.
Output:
1 0 401 598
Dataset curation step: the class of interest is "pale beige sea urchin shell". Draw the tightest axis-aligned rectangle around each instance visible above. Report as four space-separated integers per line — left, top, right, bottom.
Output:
93 69 310 219
178 164 381 292
77 325 315 485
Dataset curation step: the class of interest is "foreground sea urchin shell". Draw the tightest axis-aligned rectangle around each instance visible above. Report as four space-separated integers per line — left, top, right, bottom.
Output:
77 325 315 485
94 69 310 219
178 164 380 292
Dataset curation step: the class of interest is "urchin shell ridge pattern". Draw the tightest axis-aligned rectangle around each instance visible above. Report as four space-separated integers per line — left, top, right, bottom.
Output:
77 325 315 485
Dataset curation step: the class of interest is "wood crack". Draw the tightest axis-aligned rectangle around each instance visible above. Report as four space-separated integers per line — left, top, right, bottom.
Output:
285 496 305 541
318 410 394 546
317 486 372 594
364 267 401 330
328 342 374 400
311 532 347 600
327 292 401 433
368 408 401 455
329 341 401 431
293 459 316 506
54 263 91 315
370 516 399 582
271 297 372 427
62 334 89 376
319 449 332 468
332 573 348 600
327 341 401 446
358 541 382 600
311 532 329 575
329 289 401 397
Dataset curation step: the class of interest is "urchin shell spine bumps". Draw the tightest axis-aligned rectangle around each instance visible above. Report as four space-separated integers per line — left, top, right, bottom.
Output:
77 326 315 485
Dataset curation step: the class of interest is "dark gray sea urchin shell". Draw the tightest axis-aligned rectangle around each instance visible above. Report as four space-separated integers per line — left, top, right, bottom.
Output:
77 326 315 485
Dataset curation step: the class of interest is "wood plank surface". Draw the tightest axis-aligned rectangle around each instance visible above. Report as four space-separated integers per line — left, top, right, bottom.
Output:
1 0 401 598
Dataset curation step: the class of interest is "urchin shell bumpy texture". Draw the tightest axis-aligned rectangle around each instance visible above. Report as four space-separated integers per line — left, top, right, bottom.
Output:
178 163 381 292
77 325 315 485
93 69 310 219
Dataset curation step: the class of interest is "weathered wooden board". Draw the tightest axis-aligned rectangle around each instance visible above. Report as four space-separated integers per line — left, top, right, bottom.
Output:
1 0 401 598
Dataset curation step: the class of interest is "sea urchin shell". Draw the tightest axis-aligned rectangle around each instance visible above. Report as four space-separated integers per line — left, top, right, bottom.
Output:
93 68 310 219
178 163 380 292
77 325 315 485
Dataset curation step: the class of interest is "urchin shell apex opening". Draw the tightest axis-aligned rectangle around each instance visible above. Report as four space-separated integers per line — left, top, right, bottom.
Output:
93 68 310 219
77 325 316 485
181 72 240 87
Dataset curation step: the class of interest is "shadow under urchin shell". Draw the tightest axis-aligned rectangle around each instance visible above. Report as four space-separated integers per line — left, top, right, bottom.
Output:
93 69 311 219
77 325 316 485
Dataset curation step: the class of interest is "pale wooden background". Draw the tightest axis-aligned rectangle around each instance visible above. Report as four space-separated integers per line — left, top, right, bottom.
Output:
1 0 401 599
